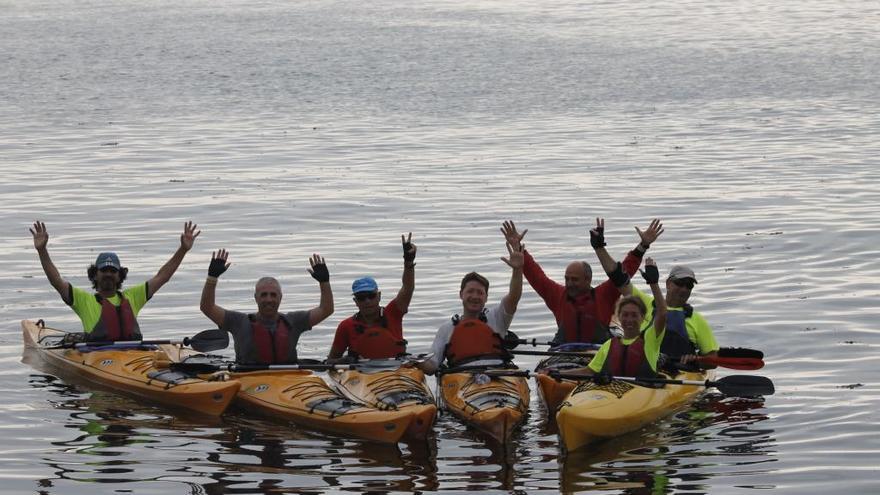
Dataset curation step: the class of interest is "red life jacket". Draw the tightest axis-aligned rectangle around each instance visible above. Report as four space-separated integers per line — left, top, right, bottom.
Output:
349 320 407 359
89 293 141 342
602 336 655 378
445 316 507 367
561 291 611 344
251 316 292 364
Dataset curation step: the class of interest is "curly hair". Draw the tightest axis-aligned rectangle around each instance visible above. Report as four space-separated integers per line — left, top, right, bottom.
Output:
615 295 647 317
87 264 128 290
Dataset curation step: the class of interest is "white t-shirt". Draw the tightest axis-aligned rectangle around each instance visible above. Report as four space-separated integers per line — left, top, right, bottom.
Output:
422 303 514 373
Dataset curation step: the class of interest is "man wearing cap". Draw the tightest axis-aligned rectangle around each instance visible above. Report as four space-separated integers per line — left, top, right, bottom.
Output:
29 220 201 342
630 264 719 369
420 229 524 375
500 218 664 346
327 234 417 362
199 249 334 365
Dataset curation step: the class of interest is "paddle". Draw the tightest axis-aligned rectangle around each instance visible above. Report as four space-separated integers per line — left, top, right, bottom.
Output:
476 369 774 397
162 354 434 374
48 328 230 353
512 349 763 370
512 339 764 360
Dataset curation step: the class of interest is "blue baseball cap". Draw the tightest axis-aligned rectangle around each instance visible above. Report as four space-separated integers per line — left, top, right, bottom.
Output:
95 252 121 270
351 276 379 294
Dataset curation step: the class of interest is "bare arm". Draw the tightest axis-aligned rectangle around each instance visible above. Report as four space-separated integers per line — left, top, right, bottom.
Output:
147 221 200 299
590 218 619 275
30 221 72 304
200 249 230 327
306 254 334 327
500 241 524 315
395 233 416 313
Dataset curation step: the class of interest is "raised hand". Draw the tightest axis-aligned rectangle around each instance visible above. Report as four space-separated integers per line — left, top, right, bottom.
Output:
590 217 606 249
308 254 330 283
208 249 231 278
640 257 659 284
30 221 49 250
402 233 417 265
635 218 664 248
180 221 201 251
501 241 524 270
500 220 527 250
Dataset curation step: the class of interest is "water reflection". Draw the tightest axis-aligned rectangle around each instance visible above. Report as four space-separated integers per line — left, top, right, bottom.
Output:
559 394 775 494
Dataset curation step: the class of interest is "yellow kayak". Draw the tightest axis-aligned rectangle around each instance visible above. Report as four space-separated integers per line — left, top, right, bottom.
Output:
556 370 713 452
21 319 239 416
533 351 594 414
328 364 437 440
439 369 530 443
165 352 415 444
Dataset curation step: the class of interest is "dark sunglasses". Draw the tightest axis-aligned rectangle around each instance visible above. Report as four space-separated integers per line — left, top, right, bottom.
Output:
672 279 695 290
354 292 378 302
99 266 119 273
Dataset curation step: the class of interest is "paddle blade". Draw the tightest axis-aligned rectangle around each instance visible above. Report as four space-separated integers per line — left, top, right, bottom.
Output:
713 375 775 397
698 355 765 370
186 329 229 352
718 347 764 360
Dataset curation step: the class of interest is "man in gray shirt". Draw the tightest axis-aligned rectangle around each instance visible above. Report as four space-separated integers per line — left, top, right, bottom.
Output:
200 249 334 364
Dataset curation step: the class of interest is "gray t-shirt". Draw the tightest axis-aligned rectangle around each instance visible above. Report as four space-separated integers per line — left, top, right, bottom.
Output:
222 310 312 364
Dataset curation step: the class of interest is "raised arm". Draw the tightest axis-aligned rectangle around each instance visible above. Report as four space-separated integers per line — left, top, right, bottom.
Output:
306 254 334 327
590 218 618 275
200 249 230 327
147 221 201 299
500 235 524 315
641 258 666 336
632 219 664 259
395 233 416 313
30 221 72 304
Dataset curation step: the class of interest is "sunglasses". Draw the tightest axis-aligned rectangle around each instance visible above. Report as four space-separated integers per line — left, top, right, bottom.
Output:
99 266 119 273
671 279 695 290
354 292 378 302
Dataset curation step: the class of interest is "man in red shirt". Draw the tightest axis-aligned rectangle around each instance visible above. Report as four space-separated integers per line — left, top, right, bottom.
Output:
327 234 417 361
501 218 663 345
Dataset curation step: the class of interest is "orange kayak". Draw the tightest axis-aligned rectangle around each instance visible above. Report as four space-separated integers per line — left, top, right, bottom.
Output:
328 364 437 440
534 351 594 414
439 369 530 443
21 319 239 416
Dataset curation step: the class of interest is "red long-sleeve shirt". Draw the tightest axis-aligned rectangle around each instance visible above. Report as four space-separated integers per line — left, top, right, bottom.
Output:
523 249 643 344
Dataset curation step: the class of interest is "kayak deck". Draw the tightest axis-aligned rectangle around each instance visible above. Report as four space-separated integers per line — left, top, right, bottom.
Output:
439 370 530 443
328 365 437 440
534 352 594 414
556 370 712 452
21 319 239 416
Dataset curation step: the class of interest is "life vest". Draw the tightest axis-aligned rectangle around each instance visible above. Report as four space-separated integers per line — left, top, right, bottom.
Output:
444 313 508 367
88 293 141 342
348 311 407 359
250 315 293 364
658 305 698 358
602 336 655 378
561 290 611 344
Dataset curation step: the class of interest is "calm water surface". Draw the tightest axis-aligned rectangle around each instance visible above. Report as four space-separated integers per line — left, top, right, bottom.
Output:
1 0 879 493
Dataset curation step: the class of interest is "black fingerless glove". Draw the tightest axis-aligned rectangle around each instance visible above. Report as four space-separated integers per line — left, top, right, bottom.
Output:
310 263 330 283
208 257 228 278
594 372 612 385
640 265 659 284
607 262 630 288
403 240 416 265
590 227 606 249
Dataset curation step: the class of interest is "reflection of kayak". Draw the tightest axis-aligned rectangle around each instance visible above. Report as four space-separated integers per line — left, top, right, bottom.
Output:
556 370 712 452
439 369 530 443
328 364 437 440
21 319 239 416
176 354 414 444
534 346 595 414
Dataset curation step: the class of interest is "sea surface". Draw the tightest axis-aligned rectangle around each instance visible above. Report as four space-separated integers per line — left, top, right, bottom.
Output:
1 0 878 493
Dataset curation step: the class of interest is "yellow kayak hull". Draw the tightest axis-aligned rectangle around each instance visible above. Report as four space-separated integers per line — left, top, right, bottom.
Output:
328 366 437 441
231 369 414 444
22 319 239 416
556 370 712 452
439 370 530 443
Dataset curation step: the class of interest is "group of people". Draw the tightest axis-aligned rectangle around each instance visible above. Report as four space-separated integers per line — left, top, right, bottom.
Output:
30 218 719 378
